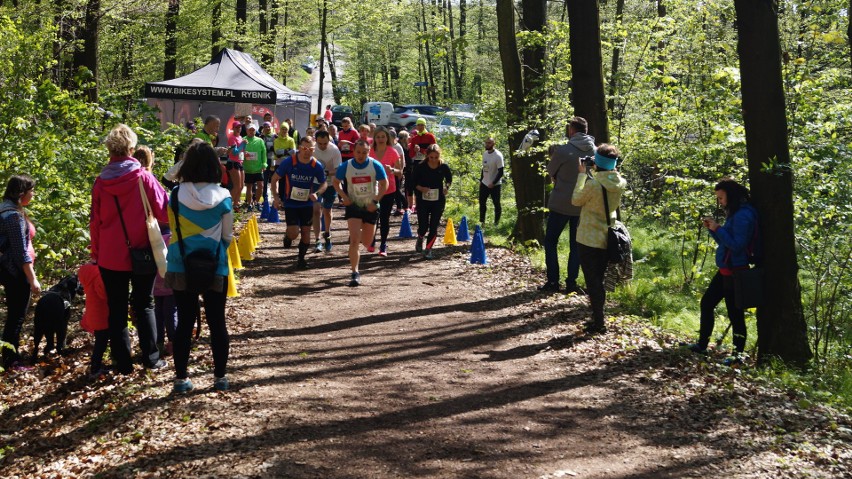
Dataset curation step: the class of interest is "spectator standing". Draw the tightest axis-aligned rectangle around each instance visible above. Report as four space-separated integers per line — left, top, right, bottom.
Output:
540 117 596 295
0 175 40 370
479 137 504 226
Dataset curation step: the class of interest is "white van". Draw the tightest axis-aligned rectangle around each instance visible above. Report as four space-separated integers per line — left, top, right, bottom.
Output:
361 102 394 126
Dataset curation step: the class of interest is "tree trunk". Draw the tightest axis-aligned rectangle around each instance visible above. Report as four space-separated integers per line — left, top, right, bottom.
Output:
447 0 462 99
72 0 99 102
260 0 272 66
566 0 609 144
212 0 222 59
458 0 466 99
328 40 341 103
496 0 545 244
235 0 247 51
420 0 437 104
282 0 289 82
317 0 327 116
733 0 811 366
606 0 625 113
163 0 179 80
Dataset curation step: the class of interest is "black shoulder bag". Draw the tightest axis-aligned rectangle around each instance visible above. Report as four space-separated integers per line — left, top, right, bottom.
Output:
114 196 157 275
602 185 631 264
171 186 221 293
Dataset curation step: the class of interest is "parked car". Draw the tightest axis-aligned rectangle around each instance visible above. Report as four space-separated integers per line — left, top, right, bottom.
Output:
435 111 477 137
389 104 447 130
361 102 394 126
330 105 355 127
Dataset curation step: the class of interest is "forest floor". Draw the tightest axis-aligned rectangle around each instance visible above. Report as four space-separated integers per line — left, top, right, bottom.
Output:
1 211 850 478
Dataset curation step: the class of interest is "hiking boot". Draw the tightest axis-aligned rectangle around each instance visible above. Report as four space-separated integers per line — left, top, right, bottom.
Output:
378 243 388 257
315 240 323 253
583 320 607 335
415 237 424 252
423 248 433 260
324 236 332 252
348 271 361 287
537 282 560 294
283 235 292 248
565 284 587 295
296 258 310 270
684 343 708 355
173 378 194 394
214 376 230 391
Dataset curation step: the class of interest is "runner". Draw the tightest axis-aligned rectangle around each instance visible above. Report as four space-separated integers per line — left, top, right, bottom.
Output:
407 118 436 213
359 124 373 147
226 121 246 209
389 128 408 215
271 137 327 270
272 124 296 170
260 121 277 203
412 144 452 260
333 140 388 286
312 130 342 253
242 123 267 211
369 126 403 256
337 117 360 161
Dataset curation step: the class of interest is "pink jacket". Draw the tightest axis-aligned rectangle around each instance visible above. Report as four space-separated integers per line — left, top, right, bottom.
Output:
89 156 168 271
79 263 108 333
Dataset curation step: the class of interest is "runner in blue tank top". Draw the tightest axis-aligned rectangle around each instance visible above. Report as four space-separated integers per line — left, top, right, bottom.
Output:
333 140 388 286
271 136 327 269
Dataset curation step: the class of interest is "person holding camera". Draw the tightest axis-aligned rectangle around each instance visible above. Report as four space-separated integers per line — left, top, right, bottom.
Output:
539 117 596 295
687 179 758 362
571 144 628 334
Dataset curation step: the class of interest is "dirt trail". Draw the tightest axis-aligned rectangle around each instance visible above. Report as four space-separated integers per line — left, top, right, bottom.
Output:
1 213 848 478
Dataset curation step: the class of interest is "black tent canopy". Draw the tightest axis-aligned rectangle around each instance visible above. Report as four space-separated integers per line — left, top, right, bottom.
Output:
145 48 312 142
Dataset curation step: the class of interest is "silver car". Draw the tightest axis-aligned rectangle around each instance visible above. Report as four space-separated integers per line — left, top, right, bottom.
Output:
389 104 447 130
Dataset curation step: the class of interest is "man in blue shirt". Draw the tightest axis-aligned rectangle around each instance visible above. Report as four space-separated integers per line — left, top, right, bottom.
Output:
271 136 327 269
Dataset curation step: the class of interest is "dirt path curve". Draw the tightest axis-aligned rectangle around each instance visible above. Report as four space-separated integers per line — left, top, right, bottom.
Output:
3 213 848 478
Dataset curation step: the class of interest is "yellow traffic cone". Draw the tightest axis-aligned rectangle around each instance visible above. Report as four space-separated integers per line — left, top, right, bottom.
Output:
443 217 458 245
228 240 243 270
238 232 253 261
251 215 260 244
226 255 239 298
244 221 256 253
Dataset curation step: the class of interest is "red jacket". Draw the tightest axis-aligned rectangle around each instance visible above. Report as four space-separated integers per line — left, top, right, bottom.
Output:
337 128 361 159
79 263 108 333
89 157 169 271
408 131 437 159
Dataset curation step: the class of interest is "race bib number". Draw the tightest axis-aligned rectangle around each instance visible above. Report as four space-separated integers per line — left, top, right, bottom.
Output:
414 152 426 162
275 148 289 157
422 188 439 201
350 175 373 200
245 151 257 162
290 186 311 201
340 142 351 153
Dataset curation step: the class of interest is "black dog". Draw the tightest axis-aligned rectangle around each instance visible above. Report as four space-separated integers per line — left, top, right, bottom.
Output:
32 274 81 358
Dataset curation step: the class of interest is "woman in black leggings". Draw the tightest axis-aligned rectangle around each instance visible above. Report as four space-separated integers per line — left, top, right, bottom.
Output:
412 144 452 259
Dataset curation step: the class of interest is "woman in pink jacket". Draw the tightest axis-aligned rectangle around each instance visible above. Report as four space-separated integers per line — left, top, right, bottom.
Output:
89 124 169 374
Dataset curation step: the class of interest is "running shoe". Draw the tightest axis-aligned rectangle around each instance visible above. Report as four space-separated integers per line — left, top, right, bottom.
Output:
423 248 433 260
324 236 332 252
214 376 230 391
315 240 323 253
367 239 376 253
283 235 292 248
379 243 388 257
348 271 361 287
415 237 423 252
297 258 310 270
254 204 261 212
173 378 194 394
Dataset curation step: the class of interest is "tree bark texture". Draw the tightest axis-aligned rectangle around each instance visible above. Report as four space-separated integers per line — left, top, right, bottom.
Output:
566 0 609 144
496 0 545 244
163 0 179 80
733 0 812 366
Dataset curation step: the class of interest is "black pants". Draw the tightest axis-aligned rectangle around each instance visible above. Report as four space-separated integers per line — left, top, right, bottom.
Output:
377 194 396 245
173 288 229 379
417 198 445 249
699 272 746 353
1 268 32 367
479 183 502 224
578 244 609 325
99 267 160 373
91 329 109 372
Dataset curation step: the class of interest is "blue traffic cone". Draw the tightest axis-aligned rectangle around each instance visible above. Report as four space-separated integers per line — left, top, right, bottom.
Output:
469 225 488 264
320 214 326 233
398 210 414 238
260 200 271 220
268 207 281 223
456 215 471 242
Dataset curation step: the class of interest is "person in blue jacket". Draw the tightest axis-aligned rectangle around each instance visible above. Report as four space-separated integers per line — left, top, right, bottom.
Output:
688 178 758 359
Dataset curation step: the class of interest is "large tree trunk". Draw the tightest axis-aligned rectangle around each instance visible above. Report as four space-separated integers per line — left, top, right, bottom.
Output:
566 0 609 144
163 0 179 80
328 40 341 103
260 0 271 66
497 0 546 243
235 0 247 51
212 0 222 59
733 0 811 366
458 0 466 99
420 0 437 103
72 0 99 102
447 0 462 99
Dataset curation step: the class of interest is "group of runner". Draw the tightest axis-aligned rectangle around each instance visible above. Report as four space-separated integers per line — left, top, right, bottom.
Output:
221 115 452 286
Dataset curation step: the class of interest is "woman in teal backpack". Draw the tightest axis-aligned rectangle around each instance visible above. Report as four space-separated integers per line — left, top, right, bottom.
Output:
688 178 758 362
